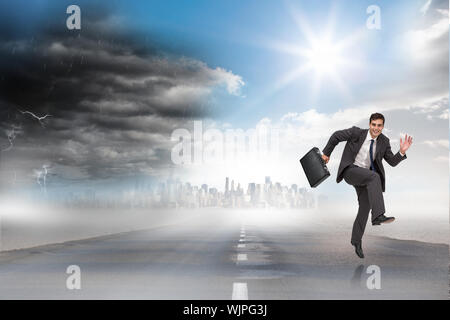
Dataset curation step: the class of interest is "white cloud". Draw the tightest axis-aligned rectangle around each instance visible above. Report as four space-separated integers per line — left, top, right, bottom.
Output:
423 139 449 148
411 103 442 114
412 98 450 120
405 8 448 61
435 8 449 23
210 67 245 96
159 85 211 105
48 42 70 54
438 109 449 119
193 92 448 183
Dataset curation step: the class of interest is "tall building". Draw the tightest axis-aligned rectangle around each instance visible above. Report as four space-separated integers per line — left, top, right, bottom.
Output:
247 183 256 196
225 177 229 197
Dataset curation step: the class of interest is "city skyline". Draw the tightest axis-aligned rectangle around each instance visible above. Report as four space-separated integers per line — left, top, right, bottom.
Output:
35 175 318 210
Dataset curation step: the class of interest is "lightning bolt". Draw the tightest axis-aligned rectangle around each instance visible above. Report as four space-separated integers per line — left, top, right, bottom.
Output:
1 125 21 152
19 109 52 127
1 128 16 152
35 169 42 189
42 165 48 196
35 165 49 196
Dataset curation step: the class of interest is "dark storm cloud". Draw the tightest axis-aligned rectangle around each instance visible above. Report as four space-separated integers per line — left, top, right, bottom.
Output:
0 5 244 181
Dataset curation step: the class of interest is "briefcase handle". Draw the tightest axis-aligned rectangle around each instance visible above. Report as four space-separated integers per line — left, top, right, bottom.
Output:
314 148 330 173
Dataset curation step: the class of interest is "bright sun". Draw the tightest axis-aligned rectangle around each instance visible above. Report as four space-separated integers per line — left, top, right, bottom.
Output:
305 39 343 75
265 6 364 101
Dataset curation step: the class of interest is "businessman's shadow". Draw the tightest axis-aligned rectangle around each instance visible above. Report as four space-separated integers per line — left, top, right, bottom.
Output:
350 264 365 289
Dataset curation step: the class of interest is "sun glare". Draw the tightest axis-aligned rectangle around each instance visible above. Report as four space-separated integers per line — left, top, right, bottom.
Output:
264 6 365 101
305 39 343 75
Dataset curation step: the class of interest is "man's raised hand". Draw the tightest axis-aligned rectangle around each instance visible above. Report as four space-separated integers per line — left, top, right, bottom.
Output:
400 134 413 155
322 154 329 164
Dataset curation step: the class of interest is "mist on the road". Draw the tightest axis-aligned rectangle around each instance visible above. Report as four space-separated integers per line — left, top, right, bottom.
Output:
0 195 447 252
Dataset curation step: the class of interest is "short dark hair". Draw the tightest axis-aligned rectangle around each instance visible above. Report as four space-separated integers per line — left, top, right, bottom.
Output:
369 113 385 125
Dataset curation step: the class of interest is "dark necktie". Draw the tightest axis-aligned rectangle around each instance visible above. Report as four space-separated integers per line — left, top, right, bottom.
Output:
369 139 375 171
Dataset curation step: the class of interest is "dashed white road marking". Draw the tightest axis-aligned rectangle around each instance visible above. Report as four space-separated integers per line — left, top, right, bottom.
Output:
232 282 248 300
237 253 248 261
233 225 249 299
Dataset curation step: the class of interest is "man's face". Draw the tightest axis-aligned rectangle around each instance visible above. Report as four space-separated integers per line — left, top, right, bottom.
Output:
369 119 384 138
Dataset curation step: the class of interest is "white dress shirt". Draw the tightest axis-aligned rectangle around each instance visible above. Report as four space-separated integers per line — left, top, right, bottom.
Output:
353 131 377 169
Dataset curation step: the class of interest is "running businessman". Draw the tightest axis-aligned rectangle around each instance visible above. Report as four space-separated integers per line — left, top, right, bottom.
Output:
321 113 413 258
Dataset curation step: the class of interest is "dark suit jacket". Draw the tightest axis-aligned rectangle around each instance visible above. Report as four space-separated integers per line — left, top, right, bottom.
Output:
322 126 406 192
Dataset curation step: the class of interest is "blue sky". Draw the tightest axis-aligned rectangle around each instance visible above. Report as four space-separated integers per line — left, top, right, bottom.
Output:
107 0 429 126
0 0 431 127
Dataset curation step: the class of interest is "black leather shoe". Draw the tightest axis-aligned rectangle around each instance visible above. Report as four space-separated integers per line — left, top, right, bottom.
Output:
372 214 395 226
351 242 364 259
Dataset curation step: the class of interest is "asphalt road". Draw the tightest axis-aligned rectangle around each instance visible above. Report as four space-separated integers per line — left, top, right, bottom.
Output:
0 209 447 299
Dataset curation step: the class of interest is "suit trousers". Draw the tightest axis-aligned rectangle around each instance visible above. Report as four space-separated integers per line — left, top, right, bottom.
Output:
342 164 386 244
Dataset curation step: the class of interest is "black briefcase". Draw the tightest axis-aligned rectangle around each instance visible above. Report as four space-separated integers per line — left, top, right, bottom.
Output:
299 147 330 188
